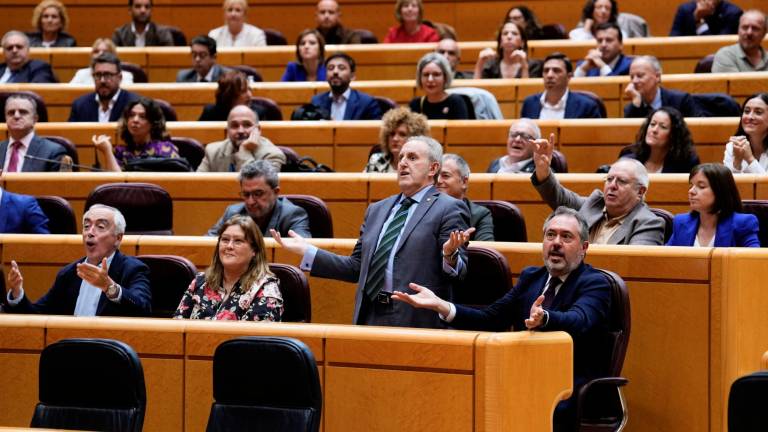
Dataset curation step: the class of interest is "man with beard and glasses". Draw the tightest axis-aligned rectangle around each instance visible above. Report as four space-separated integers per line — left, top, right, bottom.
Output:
310 53 383 121
197 105 285 172
391 206 612 432
68 53 139 123
112 0 173 47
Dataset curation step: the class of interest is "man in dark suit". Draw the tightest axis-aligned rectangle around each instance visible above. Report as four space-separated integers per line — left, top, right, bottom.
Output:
392 206 612 431
4 205 151 317
310 53 383 121
0 94 66 172
68 53 140 123
0 187 49 234
273 136 473 328
112 0 173 47
669 0 742 36
623 55 699 118
176 35 231 83
0 31 57 84
207 160 310 238
521 53 603 120
574 23 633 77
437 153 494 241
315 0 361 44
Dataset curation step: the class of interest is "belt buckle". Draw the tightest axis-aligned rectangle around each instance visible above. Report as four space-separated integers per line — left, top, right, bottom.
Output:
376 292 391 304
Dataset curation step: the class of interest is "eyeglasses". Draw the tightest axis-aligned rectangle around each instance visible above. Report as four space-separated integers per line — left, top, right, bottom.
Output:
509 131 535 141
92 72 119 81
604 175 636 187
240 190 268 200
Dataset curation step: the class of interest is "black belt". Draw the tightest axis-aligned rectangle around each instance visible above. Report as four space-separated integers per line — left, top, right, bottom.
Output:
375 292 392 304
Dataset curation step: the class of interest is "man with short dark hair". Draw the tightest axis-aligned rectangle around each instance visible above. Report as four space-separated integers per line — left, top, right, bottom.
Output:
0 31 57 83
310 53 382 120
670 0 742 36
0 94 66 172
315 0 361 44
623 55 699 118
68 53 140 122
177 35 232 83
574 22 633 77
712 10 768 72
206 160 310 237
112 0 173 47
521 53 603 119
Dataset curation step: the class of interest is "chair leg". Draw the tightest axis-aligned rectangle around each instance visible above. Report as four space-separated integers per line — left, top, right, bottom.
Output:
616 388 628 431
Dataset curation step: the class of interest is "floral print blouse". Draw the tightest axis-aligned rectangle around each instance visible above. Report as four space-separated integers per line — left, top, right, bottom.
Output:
364 152 396 173
114 140 181 169
173 272 283 321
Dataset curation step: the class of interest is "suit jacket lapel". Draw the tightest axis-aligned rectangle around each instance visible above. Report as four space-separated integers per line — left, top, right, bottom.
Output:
0 192 9 232
344 90 358 120
395 187 439 255
714 213 734 247
23 136 41 172
365 194 400 263
0 140 7 167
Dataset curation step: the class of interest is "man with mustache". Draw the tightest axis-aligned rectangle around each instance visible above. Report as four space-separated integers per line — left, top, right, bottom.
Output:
310 53 382 121
712 9 768 73
68 53 139 123
531 133 664 245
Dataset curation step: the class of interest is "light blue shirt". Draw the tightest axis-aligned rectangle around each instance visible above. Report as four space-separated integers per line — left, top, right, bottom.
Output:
650 88 663 110
74 252 119 316
329 88 351 121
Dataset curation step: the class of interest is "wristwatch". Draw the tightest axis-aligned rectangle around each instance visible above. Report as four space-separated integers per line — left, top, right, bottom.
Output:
106 282 120 299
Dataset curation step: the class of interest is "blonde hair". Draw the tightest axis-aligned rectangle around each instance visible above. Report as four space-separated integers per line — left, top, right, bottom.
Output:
31 0 69 32
223 0 247 11
378 106 429 157
91 38 117 54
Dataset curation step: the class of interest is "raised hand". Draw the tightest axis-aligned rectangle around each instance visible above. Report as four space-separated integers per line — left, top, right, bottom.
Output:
270 229 310 256
524 294 546 329
442 228 476 258
7 260 24 299
533 132 556 182
76 258 112 291
241 127 262 152
623 82 642 106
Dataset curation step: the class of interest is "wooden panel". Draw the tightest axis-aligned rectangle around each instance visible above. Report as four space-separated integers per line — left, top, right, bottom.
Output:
0 353 40 427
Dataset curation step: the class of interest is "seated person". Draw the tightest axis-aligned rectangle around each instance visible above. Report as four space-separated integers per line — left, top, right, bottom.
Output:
521 53 604 119
392 206 612 432
199 70 266 121
436 38 471 79
208 0 266 47
27 0 76 47
70 39 135 85
68 53 140 123
198 105 285 172
3 204 151 316
474 20 542 79
310 53 382 121
93 97 181 172
112 0 173 46
383 0 439 43
207 160 311 238
619 107 700 173
623 56 699 118
315 0 361 44
281 29 326 82
0 31 57 83
670 0 742 36
723 93 768 173
569 0 648 40
712 10 768 73
438 154 494 241
409 53 471 120
177 35 232 83
365 106 429 173
488 118 561 174
1 94 66 172
531 133 665 245
574 22 633 77
668 163 759 247
174 215 283 320
0 186 49 234
505 6 544 40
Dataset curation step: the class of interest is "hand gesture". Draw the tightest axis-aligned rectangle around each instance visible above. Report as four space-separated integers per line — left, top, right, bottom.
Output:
270 229 310 256
623 82 642 106
586 49 605 68
730 136 753 167
76 258 112 291
477 47 497 64
92 134 113 152
442 228 476 258
241 127 262 152
510 49 528 64
583 18 595 34
533 132 556 181
524 294 546 329
392 282 451 316
694 0 716 21
7 260 24 299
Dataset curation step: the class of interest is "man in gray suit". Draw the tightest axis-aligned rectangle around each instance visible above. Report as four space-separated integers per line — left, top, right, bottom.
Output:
206 160 310 238
273 136 474 328
530 133 664 245
176 35 231 83
0 94 66 172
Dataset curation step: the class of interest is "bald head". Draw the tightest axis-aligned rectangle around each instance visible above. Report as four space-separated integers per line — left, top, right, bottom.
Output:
226 105 260 145
316 0 341 31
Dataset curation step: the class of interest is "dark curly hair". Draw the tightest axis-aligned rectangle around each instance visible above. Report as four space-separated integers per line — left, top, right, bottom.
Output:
118 97 168 148
735 92 768 155
503 6 542 40
580 0 618 23
624 107 696 172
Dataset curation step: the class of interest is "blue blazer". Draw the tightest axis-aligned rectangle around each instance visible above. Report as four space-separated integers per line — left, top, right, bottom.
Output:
0 59 57 83
580 54 633 77
521 91 603 119
0 190 49 234
623 87 699 118
68 89 140 122
281 62 327 82
0 136 67 172
667 212 760 247
310 89 383 120
669 0 742 36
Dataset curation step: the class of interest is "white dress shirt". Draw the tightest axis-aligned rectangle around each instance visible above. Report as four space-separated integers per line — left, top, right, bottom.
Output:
2 131 35 172
538 89 569 120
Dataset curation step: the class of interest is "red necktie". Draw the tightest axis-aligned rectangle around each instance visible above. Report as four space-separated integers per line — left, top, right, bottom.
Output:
6 141 22 172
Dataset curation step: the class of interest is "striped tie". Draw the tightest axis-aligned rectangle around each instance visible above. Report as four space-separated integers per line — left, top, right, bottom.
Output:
363 197 415 301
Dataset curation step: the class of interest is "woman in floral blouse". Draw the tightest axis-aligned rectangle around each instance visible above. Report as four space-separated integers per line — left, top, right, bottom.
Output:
92 97 181 171
173 215 283 321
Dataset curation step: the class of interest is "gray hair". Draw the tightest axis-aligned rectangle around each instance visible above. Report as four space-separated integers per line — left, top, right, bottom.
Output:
405 135 443 164
443 153 470 178
615 157 650 189
633 55 662 75
84 204 126 236
4 93 38 113
1 31 30 48
416 52 453 90
543 206 589 243
239 159 279 188
510 118 541 139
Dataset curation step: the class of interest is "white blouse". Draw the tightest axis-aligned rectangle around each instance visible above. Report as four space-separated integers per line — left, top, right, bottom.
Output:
209 23 266 47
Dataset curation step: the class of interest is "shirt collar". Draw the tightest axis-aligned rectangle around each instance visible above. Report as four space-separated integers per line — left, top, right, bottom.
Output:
82 250 117 267
402 184 432 203
499 156 532 172
131 22 148 35
13 131 35 148
93 88 122 105
651 87 662 109
330 87 351 102
540 89 569 110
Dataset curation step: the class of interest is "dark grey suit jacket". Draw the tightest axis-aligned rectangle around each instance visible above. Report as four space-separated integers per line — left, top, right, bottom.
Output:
206 196 311 238
0 135 66 172
112 22 173 46
176 64 230 83
311 186 470 328
0 60 57 83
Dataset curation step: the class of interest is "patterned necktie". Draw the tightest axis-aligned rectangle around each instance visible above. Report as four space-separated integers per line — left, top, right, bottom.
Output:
541 277 562 309
6 141 22 172
363 197 415 301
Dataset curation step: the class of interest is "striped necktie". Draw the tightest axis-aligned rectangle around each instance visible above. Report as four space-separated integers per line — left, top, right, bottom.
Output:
363 197 415 301
541 277 562 309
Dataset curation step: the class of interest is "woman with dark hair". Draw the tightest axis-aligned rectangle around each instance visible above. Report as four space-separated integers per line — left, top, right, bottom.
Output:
569 0 648 40
474 20 541 79
27 0 76 47
383 0 439 43
198 70 266 121
174 215 283 321
505 6 543 40
619 106 700 173
409 52 470 120
93 97 180 172
365 107 429 172
281 29 326 82
724 93 768 174
667 163 759 247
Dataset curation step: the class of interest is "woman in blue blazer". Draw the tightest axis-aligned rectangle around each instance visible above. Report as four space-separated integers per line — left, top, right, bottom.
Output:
667 163 760 247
